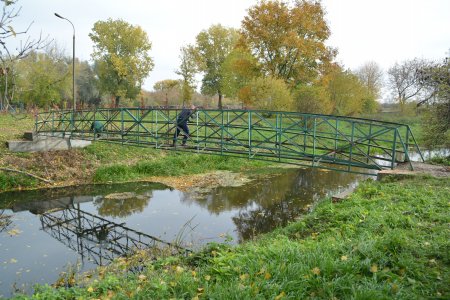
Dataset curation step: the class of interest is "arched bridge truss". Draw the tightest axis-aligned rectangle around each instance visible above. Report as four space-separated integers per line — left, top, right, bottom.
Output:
35 108 424 176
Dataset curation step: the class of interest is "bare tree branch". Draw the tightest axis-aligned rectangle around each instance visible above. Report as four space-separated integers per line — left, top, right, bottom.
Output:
0 167 53 183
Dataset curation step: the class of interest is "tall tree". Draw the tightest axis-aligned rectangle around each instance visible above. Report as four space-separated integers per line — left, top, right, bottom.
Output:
176 46 197 105
355 61 383 99
153 79 180 107
241 0 335 86
387 58 432 110
0 0 48 110
193 24 239 109
89 18 154 107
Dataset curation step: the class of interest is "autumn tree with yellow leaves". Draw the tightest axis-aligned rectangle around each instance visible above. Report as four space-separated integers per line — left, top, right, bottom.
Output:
241 0 336 86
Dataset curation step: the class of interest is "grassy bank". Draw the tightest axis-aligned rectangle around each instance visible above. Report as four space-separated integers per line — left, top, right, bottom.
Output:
15 175 449 299
0 114 267 192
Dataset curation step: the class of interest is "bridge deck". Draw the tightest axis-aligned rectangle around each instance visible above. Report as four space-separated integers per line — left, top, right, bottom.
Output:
35 108 424 176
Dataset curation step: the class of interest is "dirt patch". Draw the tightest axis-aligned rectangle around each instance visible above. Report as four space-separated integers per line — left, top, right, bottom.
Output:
0 149 97 185
392 162 449 178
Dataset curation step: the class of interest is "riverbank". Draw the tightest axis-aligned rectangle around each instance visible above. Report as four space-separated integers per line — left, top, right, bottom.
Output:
13 174 448 299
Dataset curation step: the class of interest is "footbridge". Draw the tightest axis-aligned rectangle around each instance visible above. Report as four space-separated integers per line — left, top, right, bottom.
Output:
35 108 424 175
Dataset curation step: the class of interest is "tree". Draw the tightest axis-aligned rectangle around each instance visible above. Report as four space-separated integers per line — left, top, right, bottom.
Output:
221 46 259 107
15 45 71 108
328 69 366 116
293 84 331 114
153 79 180 107
241 0 335 86
76 61 99 108
417 56 450 147
0 0 48 110
246 76 293 111
176 46 197 105
387 58 432 110
193 24 240 109
89 18 154 107
355 61 383 100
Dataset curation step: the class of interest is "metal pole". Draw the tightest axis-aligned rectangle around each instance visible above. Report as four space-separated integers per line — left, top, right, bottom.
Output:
72 32 75 112
54 13 76 126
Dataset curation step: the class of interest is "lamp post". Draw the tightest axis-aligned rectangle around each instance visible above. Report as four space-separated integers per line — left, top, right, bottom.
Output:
54 13 75 113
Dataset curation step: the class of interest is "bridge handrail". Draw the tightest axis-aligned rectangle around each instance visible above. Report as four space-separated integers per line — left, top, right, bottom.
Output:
36 107 412 129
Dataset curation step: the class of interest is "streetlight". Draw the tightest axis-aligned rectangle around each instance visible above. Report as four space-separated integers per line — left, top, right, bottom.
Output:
54 13 75 112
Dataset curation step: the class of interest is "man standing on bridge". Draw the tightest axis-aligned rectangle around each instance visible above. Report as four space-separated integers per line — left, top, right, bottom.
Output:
173 104 196 147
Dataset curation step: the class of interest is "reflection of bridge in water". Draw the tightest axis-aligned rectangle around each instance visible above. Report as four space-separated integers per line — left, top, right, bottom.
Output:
11 194 183 267
35 108 424 176
39 204 179 266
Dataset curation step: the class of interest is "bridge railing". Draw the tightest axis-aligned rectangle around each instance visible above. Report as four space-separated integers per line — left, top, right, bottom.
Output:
35 108 424 175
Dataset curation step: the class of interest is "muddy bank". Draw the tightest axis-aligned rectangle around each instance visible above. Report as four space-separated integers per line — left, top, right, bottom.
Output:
394 161 449 178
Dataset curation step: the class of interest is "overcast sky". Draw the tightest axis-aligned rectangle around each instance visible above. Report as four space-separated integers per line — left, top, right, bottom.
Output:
8 0 450 97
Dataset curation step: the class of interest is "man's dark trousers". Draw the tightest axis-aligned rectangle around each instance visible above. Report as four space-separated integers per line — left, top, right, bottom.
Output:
173 122 189 145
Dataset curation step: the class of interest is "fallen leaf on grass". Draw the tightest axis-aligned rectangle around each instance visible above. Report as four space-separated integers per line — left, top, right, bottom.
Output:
239 273 249 281
138 274 147 281
311 267 321 275
370 264 378 273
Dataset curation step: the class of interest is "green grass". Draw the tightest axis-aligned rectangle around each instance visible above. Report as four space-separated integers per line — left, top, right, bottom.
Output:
93 151 268 182
16 176 449 299
0 172 38 191
0 113 35 153
362 111 425 146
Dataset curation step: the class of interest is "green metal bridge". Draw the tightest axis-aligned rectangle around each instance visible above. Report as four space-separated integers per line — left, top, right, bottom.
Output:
35 108 424 176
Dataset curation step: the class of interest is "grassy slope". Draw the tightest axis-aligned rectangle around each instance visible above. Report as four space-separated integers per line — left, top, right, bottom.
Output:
19 175 449 300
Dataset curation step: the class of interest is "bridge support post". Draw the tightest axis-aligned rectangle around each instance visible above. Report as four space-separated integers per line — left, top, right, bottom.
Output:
391 129 398 169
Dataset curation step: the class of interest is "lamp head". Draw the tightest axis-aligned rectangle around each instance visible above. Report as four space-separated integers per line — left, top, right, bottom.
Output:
54 13 64 19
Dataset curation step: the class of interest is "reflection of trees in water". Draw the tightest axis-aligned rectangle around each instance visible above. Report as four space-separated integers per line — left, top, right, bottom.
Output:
0 209 13 233
183 168 361 242
93 191 153 218
233 169 361 242
182 169 302 214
